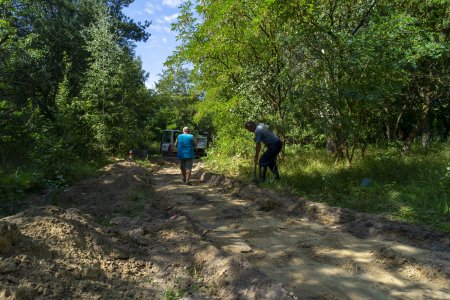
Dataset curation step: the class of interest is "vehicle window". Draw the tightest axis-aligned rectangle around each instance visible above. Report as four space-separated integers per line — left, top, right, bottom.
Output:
162 131 171 143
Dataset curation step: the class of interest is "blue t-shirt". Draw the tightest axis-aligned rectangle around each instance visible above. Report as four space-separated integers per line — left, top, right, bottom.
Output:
177 134 195 159
254 124 280 146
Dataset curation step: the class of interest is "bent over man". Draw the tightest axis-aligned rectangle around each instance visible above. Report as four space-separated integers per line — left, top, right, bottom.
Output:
245 121 282 181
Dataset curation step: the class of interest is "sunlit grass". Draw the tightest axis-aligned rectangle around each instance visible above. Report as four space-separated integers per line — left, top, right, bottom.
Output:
204 143 450 232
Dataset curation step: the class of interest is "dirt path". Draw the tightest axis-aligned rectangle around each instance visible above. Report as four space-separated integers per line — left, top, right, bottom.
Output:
0 160 449 299
155 160 450 300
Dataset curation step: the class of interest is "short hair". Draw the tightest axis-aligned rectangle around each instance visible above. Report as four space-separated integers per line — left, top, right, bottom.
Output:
183 127 190 133
245 121 256 128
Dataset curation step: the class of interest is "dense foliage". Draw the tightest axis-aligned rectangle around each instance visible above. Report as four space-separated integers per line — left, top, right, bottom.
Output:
1 0 152 164
0 0 155 209
169 0 449 162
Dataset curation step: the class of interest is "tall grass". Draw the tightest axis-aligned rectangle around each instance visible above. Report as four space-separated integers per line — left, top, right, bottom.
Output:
204 143 450 232
0 159 105 217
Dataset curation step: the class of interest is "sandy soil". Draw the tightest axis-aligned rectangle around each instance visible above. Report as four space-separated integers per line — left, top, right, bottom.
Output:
0 159 449 299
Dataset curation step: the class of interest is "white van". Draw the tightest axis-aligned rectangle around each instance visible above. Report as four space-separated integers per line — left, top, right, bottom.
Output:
160 130 181 156
160 129 208 157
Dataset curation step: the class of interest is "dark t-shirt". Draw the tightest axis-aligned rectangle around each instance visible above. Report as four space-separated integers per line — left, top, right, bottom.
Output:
254 124 280 146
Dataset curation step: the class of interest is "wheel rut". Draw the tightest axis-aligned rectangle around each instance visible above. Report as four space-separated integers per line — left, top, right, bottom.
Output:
152 162 450 300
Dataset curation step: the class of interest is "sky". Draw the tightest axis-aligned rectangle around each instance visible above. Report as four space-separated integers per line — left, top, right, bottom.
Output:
122 0 183 89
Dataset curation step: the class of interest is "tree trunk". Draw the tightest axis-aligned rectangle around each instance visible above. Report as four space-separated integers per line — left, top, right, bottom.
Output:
326 139 337 154
361 142 368 159
394 108 405 141
386 123 393 142
403 99 430 154
345 143 356 165
383 104 393 142
421 113 430 147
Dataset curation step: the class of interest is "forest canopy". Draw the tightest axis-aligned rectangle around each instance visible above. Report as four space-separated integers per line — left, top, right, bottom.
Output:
167 0 449 161
1 0 152 167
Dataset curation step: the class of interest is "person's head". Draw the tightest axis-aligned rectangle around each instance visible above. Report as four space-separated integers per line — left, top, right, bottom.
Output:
183 126 190 133
244 121 256 132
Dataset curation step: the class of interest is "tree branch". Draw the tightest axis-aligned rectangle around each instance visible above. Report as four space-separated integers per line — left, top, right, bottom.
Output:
351 0 377 35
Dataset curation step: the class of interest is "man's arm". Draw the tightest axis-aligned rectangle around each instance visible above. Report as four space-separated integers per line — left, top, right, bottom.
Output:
254 142 261 163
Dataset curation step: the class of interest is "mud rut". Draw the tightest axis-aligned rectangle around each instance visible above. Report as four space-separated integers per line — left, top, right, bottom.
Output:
155 161 450 300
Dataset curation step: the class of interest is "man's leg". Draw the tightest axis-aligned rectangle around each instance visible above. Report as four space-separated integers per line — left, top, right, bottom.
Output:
269 163 280 180
270 141 282 179
186 170 191 183
259 165 267 181
259 152 270 181
180 160 187 182
185 159 194 184
261 142 281 180
260 152 275 181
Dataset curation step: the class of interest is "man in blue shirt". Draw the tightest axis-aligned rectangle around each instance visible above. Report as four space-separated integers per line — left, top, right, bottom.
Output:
175 127 197 184
245 121 282 181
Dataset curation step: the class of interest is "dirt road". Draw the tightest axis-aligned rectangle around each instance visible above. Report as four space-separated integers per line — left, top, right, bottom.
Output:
155 160 450 300
0 160 449 299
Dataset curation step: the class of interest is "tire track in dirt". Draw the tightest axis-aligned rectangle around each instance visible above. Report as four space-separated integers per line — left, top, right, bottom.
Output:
153 161 450 300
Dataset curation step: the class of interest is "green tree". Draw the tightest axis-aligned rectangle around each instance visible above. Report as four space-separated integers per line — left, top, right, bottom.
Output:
169 0 449 162
79 2 150 154
1 0 152 166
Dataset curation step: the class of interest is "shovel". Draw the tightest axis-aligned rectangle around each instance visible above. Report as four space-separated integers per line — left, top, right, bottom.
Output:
252 161 260 184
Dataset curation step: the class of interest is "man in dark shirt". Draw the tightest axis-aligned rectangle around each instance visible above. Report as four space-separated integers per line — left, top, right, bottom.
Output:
245 121 282 181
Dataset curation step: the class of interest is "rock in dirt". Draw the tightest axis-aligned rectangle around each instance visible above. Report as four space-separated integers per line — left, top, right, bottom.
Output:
222 242 252 253
0 259 16 274
0 222 20 254
0 286 35 300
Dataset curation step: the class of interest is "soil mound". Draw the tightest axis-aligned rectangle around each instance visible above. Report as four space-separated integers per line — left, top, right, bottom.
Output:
0 161 290 299
199 171 450 252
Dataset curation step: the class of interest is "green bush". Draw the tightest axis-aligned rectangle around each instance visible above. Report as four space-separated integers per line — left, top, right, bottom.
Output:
0 168 37 216
0 159 103 217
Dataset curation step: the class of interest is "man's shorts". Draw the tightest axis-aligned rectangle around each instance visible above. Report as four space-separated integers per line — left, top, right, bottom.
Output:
180 158 194 171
